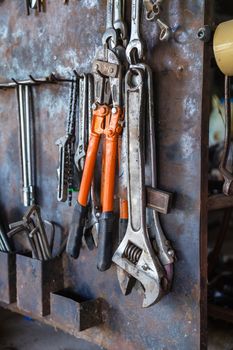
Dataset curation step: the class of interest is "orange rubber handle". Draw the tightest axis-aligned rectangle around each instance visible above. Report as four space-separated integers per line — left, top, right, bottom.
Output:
78 104 110 207
101 107 123 212
102 137 118 212
120 198 128 219
78 133 100 206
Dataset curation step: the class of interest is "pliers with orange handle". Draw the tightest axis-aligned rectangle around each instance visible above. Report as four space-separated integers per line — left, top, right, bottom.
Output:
66 45 124 271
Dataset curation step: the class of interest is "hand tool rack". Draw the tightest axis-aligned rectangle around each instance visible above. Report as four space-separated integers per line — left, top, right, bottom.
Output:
0 1 214 349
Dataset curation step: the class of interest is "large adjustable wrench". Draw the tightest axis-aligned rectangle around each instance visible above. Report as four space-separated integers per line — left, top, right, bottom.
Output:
142 63 175 269
112 67 167 307
116 64 175 296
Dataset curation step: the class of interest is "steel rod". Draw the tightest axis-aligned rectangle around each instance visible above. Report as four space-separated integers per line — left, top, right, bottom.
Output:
0 74 75 89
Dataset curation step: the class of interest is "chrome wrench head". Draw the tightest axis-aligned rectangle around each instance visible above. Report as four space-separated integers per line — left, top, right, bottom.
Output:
126 0 144 64
102 0 118 49
113 0 128 47
75 74 88 172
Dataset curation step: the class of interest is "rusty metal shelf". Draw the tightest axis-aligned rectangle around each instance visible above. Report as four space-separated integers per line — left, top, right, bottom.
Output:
208 304 233 324
207 194 233 211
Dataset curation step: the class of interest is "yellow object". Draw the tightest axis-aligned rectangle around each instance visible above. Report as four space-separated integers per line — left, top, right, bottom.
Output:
213 20 233 76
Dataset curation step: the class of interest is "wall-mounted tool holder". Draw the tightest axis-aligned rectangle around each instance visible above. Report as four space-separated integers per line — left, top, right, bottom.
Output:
0 0 211 348
16 254 63 316
0 251 16 304
50 289 103 331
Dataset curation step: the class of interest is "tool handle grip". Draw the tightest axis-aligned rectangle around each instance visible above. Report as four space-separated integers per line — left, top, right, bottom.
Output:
119 218 128 244
66 202 87 258
97 212 114 271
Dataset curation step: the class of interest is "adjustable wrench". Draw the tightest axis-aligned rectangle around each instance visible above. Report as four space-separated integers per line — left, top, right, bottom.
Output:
116 64 175 296
112 67 167 307
126 0 144 64
142 63 175 268
75 74 88 173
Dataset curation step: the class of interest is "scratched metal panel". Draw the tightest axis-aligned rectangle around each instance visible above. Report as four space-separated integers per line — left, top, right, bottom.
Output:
0 1 207 349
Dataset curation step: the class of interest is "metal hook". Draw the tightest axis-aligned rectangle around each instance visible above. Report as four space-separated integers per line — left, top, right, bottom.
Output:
143 0 162 21
157 19 172 41
29 74 55 85
28 75 40 84
50 73 74 83
73 70 83 79
11 78 21 85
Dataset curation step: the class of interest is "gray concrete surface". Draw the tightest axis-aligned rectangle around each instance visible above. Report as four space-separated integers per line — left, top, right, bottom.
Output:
0 308 105 350
1 307 233 350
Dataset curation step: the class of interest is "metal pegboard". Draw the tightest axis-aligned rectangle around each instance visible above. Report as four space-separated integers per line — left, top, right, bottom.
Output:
0 1 209 349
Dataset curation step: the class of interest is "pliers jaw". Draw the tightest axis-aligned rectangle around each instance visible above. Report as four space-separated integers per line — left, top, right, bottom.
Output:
93 46 122 108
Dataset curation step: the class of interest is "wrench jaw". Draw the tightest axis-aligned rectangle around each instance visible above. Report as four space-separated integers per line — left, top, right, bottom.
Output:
74 148 86 173
102 30 118 49
148 211 175 266
112 232 167 307
116 268 136 295
126 41 145 65
114 21 128 48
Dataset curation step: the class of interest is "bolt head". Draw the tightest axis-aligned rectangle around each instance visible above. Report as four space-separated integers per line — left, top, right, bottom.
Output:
112 107 117 114
168 249 174 257
100 106 106 114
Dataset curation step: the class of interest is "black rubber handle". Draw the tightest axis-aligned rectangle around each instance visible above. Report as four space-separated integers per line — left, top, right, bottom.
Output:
97 212 114 271
66 202 87 259
119 218 128 244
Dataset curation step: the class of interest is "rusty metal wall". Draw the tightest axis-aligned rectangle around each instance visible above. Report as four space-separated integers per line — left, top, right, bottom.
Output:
0 1 208 349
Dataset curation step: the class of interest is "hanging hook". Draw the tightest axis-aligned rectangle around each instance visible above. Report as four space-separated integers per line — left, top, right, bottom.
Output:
73 70 83 79
50 73 74 83
11 78 21 85
29 74 54 84
157 19 172 41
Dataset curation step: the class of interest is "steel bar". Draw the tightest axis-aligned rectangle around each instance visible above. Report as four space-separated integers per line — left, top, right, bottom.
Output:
0 75 75 89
